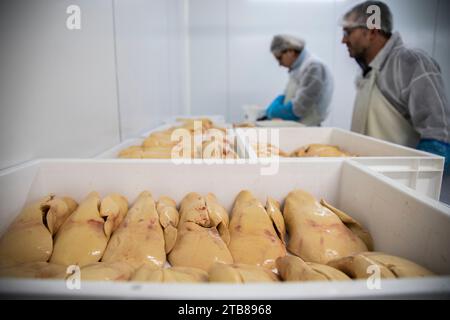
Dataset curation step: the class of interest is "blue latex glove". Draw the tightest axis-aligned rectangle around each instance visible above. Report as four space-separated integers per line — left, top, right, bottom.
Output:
266 95 285 114
417 139 450 173
266 95 300 121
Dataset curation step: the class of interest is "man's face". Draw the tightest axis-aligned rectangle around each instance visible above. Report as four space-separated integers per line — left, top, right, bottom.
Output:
341 26 371 60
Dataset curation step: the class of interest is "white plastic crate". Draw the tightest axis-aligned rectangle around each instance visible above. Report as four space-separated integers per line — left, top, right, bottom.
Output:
0 159 449 298
236 127 445 200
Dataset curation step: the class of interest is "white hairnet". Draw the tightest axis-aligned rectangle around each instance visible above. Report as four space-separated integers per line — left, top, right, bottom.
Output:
270 35 305 57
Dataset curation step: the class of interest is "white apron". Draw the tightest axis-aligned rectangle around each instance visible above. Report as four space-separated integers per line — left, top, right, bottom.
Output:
284 55 322 126
351 69 419 147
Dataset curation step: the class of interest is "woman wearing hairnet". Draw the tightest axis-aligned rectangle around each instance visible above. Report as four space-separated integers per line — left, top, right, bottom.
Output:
341 1 450 173
263 35 333 126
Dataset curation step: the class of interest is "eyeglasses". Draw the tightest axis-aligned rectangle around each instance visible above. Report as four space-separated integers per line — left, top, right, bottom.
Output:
343 26 366 38
275 50 288 62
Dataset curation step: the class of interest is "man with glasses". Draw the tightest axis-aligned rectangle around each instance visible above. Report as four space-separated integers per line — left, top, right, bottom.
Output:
342 1 449 172
262 34 333 126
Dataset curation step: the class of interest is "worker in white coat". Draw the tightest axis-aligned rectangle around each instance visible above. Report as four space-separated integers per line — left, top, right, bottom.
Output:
263 35 333 126
341 1 450 172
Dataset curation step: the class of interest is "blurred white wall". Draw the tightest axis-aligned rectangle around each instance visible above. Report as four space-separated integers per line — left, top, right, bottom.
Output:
114 0 187 140
0 0 120 170
188 0 228 118
188 0 450 127
0 0 187 169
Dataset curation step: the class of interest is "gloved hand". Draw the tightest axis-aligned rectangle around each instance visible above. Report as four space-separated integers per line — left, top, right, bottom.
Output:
267 95 285 109
264 95 284 119
265 95 300 121
417 139 450 173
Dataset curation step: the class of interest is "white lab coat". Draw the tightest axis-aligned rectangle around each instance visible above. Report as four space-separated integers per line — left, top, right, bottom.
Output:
351 68 420 147
351 32 450 144
284 49 334 126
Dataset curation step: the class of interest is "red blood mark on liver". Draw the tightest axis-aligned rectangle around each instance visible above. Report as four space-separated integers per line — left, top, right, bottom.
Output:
264 229 276 243
88 219 104 228
307 219 320 228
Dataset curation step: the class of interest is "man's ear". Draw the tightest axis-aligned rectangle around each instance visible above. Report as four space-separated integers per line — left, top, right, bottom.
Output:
368 28 379 40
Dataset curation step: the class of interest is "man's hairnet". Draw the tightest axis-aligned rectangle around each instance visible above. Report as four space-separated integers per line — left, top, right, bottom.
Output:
341 1 393 35
270 35 305 57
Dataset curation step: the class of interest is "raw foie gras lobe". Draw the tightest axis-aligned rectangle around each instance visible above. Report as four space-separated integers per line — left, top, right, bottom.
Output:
327 252 435 279
0 262 67 279
276 255 350 282
290 144 352 157
205 193 231 245
168 192 233 271
0 195 77 265
102 191 166 269
50 192 126 267
283 189 368 264
75 261 135 281
131 265 208 283
208 263 279 283
156 195 180 254
228 190 286 269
